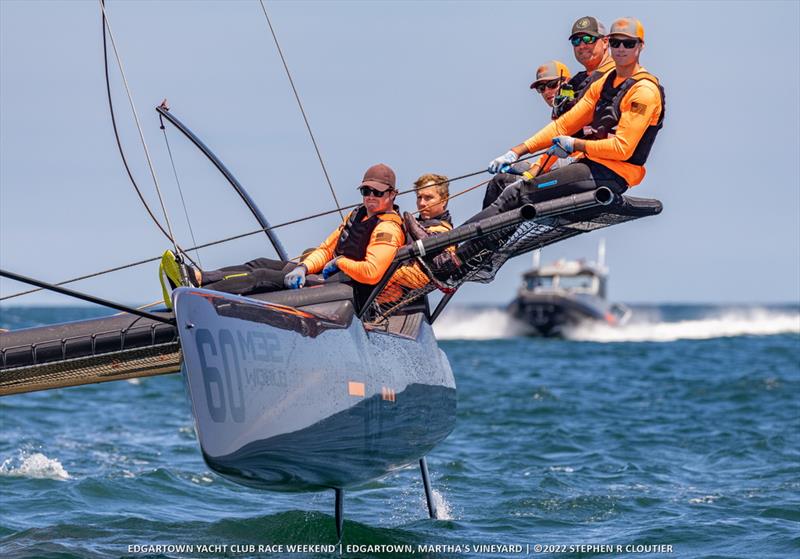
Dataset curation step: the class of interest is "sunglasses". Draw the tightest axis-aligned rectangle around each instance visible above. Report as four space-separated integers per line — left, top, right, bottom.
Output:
609 37 640 49
535 79 561 93
570 34 599 47
359 186 393 197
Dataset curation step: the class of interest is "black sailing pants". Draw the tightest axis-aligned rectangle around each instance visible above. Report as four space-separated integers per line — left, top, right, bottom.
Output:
467 160 628 224
199 257 298 295
482 172 521 209
482 160 535 209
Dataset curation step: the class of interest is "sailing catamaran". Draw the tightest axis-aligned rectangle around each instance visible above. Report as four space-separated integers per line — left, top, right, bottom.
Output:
0 2 662 538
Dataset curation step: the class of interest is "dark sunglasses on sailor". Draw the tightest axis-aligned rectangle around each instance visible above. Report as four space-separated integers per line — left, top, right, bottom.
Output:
535 79 562 93
609 37 640 49
359 186 394 197
570 34 598 47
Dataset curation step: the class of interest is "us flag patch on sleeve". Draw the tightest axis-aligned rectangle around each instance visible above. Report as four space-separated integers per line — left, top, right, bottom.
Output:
630 101 647 115
375 232 393 243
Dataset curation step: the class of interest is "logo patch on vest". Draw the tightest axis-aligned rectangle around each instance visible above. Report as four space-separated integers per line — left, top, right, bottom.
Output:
630 101 647 115
374 232 393 243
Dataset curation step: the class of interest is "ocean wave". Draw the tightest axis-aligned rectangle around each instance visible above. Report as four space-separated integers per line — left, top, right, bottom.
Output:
0 451 71 480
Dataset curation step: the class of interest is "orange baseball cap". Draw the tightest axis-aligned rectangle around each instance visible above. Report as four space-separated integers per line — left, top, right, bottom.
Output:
609 18 645 41
529 60 571 89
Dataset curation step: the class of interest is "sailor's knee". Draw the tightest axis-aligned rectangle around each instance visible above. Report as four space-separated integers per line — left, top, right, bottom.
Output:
493 180 523 211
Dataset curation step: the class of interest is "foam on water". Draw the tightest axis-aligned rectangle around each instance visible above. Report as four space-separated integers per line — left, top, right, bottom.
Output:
564 309 800 342
0 451 71 480
433 306 799 342
432 307 528 340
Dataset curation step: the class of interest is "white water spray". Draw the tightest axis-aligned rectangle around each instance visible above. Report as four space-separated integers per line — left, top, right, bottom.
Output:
433 306 799 342
433 307 529 340
565 308 799 342
0 451 71 480
430 488 453 520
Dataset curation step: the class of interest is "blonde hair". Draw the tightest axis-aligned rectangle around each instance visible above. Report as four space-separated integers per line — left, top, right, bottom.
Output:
414 173 449 203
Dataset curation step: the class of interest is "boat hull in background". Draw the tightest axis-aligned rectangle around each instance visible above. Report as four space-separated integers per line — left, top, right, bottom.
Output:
509 293 617 337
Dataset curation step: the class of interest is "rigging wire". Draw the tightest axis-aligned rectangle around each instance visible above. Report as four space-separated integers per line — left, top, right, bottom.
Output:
0 152 543 302
98 0 189 267
159 107 202 268
2 8 553 301
258 0 344 220
100 0 173 246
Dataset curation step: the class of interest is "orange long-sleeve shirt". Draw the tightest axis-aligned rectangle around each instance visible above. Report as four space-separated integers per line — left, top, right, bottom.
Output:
522 68 663 187
378 219 453 304
301 210 404 285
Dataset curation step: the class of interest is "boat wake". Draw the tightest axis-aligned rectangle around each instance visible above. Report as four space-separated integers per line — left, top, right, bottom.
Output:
433 307 529 340
563 308 800 343
433 306 799 342
0 451 71 480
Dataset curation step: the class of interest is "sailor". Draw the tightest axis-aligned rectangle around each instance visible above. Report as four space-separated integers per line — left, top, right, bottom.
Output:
533 61 572 111
379 173 453 302
159 163 405 307
482 60 572 209
555 16 616 119
479 17 664 218
408 173 453 236
483 16 615 209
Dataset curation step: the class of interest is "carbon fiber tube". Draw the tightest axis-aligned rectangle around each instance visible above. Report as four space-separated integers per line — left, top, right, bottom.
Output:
532 186 614 218
394 203 537 263
0 269 174 325
394 187 614 264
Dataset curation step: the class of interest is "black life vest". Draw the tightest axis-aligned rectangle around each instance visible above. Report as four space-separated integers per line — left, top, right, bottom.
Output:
585 69 665 166
552 64 613 119
417 209 452 230
335 205 397 260
333 204 401 308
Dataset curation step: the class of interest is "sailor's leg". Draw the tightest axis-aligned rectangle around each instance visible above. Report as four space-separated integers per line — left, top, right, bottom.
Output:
200 259 295 295
518 161 627 205
464 179 523 225
203 257 290 281
482 172 521 209
466 161 626 225
243 257 292 271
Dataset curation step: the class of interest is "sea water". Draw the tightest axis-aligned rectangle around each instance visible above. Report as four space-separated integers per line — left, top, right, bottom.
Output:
0 304 798 558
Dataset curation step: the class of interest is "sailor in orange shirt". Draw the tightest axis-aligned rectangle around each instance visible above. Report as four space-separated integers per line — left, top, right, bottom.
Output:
299 164 404 304
483 16 616 209
159 164 404 308
482 60 572 209
556 16 616 120
480 17 664 219
378 173 453 304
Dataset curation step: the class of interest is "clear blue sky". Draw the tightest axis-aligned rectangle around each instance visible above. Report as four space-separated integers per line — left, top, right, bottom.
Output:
1 1 798 305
